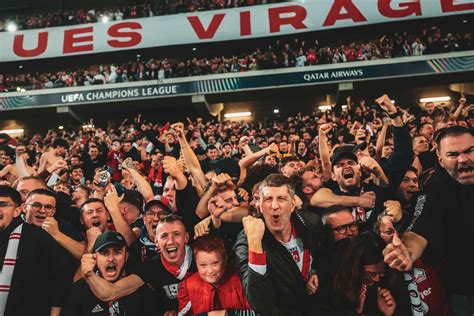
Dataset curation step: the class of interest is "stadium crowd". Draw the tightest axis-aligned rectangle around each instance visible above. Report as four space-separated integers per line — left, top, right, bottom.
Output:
0 0 271 33
1 23 472 92
0 93 473 315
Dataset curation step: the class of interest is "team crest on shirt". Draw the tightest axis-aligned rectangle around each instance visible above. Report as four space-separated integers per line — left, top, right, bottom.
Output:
289 247 300 262
413 268 427 283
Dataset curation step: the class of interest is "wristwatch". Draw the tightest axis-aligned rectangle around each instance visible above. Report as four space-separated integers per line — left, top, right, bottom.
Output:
388 111 402 119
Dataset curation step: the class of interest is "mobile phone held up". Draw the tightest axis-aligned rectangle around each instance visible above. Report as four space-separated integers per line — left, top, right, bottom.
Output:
98 166 113 187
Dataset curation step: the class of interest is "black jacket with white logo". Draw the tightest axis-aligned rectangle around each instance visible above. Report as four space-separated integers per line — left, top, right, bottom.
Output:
61 278 157 316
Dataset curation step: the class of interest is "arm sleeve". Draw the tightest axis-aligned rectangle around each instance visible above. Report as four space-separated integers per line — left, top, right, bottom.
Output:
175 181 201 236
381 125 413 191
59 283 81 316
406 191 445 265
233 231 276 314
177 280 193 316
43 232 76 308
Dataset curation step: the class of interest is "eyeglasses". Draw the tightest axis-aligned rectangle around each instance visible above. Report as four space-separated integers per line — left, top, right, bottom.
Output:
144 210 169 219
331 221 358 234
0 201 17 209
26 202 55 213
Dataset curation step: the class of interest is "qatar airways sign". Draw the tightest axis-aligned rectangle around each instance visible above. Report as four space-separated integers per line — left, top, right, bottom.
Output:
0 0 472 62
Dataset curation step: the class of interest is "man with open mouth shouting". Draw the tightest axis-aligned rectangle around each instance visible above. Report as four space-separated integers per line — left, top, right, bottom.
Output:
386 126 474 315
63 231 155 316
234 174 323 315
82 214 196 315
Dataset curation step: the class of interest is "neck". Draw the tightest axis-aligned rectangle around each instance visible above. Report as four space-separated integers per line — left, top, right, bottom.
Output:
272 225 292 243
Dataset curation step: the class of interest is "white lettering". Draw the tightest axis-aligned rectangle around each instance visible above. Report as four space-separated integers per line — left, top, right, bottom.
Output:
61 93 84 103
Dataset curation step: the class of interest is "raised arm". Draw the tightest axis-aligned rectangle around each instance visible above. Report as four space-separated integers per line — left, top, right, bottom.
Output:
42 216 86 260
451 97 467 120
172 122 208 190
122 158 154 201
375 119 389 161
162 156 188 190
103 185 137 246
318 124 333 182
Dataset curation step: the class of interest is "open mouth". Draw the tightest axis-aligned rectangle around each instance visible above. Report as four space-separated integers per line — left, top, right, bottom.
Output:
35 215 46 221
406 188 417 197
271 214 281 223
92 221 101 227
458 166 474 177
105 263 117 276
343 169 354 180
151 224 158 230
165 247 178 256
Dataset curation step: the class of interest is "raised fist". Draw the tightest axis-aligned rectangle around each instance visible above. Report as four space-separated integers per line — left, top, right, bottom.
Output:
242 215 265 244
267 143 279 155
81 253 97 278
122 157 135 170
358 191 376 209
162 156 183 178
212 173 232 188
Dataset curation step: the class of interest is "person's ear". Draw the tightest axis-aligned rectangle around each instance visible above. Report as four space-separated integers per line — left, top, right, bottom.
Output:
13 206 22 218
185 232 190 244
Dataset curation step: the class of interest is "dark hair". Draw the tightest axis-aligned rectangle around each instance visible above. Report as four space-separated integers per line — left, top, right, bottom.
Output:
213 182 236 196
121 190 144 211
333 232 386 307
259 173 295 197
434 126 473 149
52 138 69 149
27 188 57 205
80 198 106 215
206 145 217 152
69 165 83 173
74 185 91 196
2 151 14 160
54 180 71 189
279 155 299 169
405 166 419 175
0 185 22 206
241 164 279 194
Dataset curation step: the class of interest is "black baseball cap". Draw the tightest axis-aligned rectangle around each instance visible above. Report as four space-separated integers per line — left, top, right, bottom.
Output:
93 231 127 253
331 146 358 168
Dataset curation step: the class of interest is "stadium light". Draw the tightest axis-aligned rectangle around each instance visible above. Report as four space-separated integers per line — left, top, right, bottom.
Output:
192 47 197 51
101 15 110 24
419 96 451 103
58 126 64 130
224 111 252 118
273 109 279 114
7 22 17 32
0 129 24 135
318 105 332 112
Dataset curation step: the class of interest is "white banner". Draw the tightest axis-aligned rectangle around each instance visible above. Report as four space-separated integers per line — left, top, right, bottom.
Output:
0 0 472 62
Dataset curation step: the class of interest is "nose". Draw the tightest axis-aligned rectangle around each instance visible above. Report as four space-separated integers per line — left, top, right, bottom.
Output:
458 153 469 163
373 274 381 283
271 198 279 210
